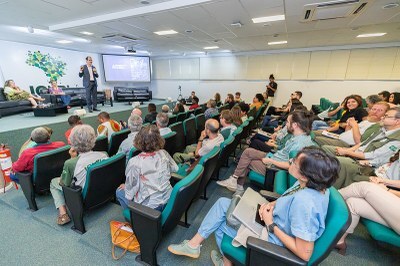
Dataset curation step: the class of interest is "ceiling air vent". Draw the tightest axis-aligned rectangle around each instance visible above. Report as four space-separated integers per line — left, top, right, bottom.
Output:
301 0 372 22
102 34 137 44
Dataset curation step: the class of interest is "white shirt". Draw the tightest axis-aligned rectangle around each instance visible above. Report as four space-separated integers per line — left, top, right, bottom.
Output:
87 65 94 81
339 120 375 145
198 133 224 156
159 127 172 137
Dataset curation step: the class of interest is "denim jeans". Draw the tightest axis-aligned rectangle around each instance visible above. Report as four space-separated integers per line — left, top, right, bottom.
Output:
116 188 165 211
197 197 238 254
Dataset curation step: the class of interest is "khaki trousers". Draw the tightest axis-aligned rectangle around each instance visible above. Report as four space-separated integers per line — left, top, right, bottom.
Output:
234 148 267 186
339 181 400 234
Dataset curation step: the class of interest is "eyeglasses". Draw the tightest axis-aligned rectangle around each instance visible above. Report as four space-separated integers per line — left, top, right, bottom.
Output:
383 115 396 119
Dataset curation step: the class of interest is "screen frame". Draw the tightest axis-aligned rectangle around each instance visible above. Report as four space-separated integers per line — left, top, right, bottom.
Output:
101 54 151 82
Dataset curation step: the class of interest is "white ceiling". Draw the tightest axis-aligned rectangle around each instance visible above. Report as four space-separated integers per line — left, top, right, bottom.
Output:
0 0 399 56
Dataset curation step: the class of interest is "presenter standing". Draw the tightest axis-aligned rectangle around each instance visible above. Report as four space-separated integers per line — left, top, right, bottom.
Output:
79 56 100 113
266 74 278 106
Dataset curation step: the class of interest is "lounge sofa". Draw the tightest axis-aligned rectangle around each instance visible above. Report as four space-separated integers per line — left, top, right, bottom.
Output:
0 87 33 118
113 87 152 103
39 86 105 108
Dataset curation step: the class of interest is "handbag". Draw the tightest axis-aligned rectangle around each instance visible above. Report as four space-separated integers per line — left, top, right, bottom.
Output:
226 194 242 231
110 220 140 260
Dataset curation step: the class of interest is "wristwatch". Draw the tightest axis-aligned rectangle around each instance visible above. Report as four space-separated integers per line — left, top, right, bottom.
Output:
267 223 277 234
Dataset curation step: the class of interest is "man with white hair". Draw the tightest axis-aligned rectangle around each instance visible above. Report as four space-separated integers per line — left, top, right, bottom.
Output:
12 127 65 173
118 114 143 159
156 113 172 136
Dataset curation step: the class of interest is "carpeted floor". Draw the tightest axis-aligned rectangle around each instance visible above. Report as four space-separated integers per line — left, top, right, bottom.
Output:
0 155 399 266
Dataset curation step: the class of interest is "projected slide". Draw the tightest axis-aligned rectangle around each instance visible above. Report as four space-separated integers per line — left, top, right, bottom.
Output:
102 55 151 82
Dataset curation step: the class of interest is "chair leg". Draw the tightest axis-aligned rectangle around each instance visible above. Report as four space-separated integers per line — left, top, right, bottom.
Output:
179 202 192 228
18 172 38 211
200 185 208 200
69 203 85 234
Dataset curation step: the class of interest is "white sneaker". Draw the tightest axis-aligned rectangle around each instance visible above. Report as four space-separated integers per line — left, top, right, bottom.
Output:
216 176 237 191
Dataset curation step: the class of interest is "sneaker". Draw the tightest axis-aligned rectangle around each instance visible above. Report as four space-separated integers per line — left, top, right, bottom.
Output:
216 176 237 191
233 185 245 196
168 240 200 259
211 250 224 266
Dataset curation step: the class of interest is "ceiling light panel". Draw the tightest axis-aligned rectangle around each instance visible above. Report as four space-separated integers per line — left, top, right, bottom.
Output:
356 33 386 37
268 40 287 45
154 30 178 35
252 15 285 23
204 46 219 49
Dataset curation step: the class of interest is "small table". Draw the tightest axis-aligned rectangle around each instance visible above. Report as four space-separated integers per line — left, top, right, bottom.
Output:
33 105 68 117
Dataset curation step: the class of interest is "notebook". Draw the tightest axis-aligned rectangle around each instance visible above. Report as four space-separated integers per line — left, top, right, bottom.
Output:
321 130 340 139
256 128 272 138
232 188 268 236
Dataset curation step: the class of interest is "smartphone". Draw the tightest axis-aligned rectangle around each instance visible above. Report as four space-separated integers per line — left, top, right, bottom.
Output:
255 204 266 226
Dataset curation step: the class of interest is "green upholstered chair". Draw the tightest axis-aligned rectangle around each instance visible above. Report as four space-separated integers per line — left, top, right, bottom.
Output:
176 112 186 122
195 113 205 138
127 147 141 161
124 165 204 266
361 219 400 248
168 114 177 126
108 128 130 156
183 117 197 145
62 153 126 234
18 145 70 211
194 107 203 115
92 135 108 153
214 135 235 179
221 187 351 265
169 122 185 152
163 131 177 156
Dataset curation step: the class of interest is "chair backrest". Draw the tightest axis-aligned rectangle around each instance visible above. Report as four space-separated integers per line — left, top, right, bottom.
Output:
128 147 141 161
195 146 220 199
163 131 177 156
308 188 351 265
161 165 204 233
255 104 267 121
169 122 185 152
195 114 206 138
248 107 256 118
194 107 203 115
92 135 108 153
168 115 177 126
186 110 195 119
183 117 197 145
82 153 126 209
213 135 235 176
108 129 130 156
33 145 70 193
177 112 186 122
211 112 220 123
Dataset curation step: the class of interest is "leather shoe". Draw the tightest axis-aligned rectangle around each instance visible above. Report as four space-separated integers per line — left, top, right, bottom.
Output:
93 108 101 111
335 241 347 256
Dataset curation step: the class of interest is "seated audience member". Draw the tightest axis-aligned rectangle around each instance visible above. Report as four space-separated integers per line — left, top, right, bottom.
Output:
204 99 219 119
315 102 389 147
161 104 171 115
250 125 291 154
118 114 143 159
324 95 368 134
49 125 108 225
378 90 391 102
389 92 400 107
266 91 302 117
230 105 243 127
49 79 71 108
218 110 315 192
116 125 178 211
131 108 142 117
12 127 64 173
189 96 200 110
214 92 222 107
234 92 242 103
249 93 265 111
65 115 82 144
97 111 121 141
168 147 339 264
173 102 185 115
365 94 381 111
144 103 158 123
322 107 400 188
3 79 44 107
220 110 237 140
180 99 190 112
173 119 224 163
238 102 250 122
225 93 236 109
336 150 400 255
187 91 196 103
19 126 54 156
156 113 172 136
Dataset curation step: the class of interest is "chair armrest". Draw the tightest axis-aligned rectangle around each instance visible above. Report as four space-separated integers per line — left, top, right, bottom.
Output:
128 201 161 222
259 190 280 202
62 185 83 208
247 237 307 266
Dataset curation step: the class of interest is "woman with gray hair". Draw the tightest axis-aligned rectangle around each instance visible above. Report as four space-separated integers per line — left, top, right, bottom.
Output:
49 125 108 225
118 114 143 160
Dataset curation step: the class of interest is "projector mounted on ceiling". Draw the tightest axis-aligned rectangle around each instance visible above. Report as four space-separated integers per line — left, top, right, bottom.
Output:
102 34 137 44
301 0 372 22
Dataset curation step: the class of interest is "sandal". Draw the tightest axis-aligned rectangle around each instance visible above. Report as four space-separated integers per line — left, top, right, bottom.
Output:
57 213 71 225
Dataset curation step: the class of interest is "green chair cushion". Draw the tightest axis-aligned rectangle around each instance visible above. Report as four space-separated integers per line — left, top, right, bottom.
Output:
248 170 264 187
221 234 246 265
33 145 70 182
123 208 130 221
361 219 400 247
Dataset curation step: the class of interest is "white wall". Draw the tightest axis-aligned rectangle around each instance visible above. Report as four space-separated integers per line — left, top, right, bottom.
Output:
150 79 400 108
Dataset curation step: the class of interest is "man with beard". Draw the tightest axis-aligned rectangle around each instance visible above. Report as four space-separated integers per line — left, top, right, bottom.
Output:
217 110 315 193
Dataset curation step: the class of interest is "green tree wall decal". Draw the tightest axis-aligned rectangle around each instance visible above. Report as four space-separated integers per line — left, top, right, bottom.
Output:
26 51 67 81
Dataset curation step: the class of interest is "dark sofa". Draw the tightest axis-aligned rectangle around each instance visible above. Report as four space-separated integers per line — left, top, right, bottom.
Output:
0 87 33 118
39 86 105 108
113 87 152 103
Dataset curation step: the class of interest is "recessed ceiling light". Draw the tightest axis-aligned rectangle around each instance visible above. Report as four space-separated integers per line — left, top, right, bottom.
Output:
80 31 94 35
56 40 73 44
382 3 399 9
357 33 386 38
154 30 178 35
268 40 287 45
140 0 150 4
204 46 219 50
185 30 193 33
252 15 285 24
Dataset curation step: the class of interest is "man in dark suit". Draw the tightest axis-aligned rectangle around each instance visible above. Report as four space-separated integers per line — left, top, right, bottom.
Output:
79 56 100 113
